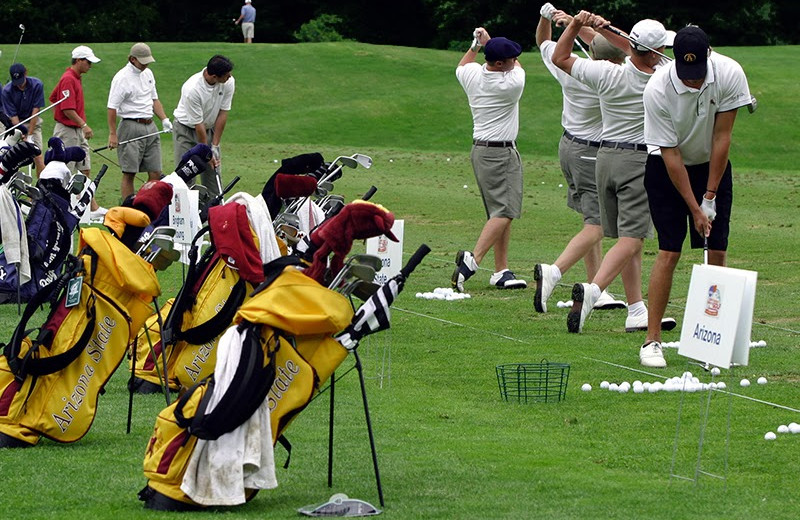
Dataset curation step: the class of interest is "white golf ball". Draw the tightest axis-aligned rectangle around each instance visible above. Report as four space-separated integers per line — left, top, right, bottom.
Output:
765 431 777 441
740 379 751 387
447 157 451 162
633 385 644 394
463 184 468 189
758 340 767 347
710 367 721 376
643 382 651 391
558 183 564 188
777 425 789 434
581 383 592 392
717 381 727 389
600 381 610 389
789 423 800 434
608 383 619 392
618 385 629 393
757 376 768 385
389 159 394 163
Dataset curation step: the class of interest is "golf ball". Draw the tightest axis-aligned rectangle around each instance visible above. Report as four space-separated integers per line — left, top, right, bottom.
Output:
608 383 619 392
717 382 727 389
558 183 563 188
757 376 768 385
633 385 644 394
447 157 451 162
758 340 767 347
765 431 777 441
389 159 394 163
789 423 800 434
710 367 721 376
600 381 610 389
778 425 789 434
581 383 592 392
463 184 468 189
740 379 751 387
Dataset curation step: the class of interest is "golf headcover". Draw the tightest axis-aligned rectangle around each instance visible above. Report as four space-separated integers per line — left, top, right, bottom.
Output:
304 200 398 284
1 127 27 147
274 173 317 199
133 180 174 221
335 277 401 350
43 136 84 165
182 143 213 164
175 155 208 183
261 152 326 218
0 141 41 183
103 206 151 241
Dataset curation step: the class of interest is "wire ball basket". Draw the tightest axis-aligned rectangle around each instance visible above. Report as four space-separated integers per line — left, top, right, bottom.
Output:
496 361 570 403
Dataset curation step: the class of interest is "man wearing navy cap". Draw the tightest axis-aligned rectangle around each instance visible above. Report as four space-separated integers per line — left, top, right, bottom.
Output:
639 25 751 368
1 63 46 176
452 28 527 292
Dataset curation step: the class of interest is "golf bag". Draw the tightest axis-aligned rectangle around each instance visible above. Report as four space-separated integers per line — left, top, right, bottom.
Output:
0 227 160 446
128 298 180 393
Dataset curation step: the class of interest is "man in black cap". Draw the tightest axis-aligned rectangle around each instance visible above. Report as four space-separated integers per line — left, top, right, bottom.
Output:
452 27 527 292
1 63 46 176
639 25 752 368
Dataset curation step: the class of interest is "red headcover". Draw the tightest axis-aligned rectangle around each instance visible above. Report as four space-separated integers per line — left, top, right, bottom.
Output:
274 173 317 199
133 180 174 220
209 203 265 284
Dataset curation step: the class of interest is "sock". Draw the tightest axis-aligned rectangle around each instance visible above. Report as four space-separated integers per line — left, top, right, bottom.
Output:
590 283 602 301
552 264 562 282
628 300 646 317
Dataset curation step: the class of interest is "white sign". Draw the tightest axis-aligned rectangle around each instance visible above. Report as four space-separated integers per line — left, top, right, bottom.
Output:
365 219 404 284
169 188 202 264
678 264 758 368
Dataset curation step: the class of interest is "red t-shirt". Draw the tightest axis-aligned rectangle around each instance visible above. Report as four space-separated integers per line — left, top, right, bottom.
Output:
50 67 84 127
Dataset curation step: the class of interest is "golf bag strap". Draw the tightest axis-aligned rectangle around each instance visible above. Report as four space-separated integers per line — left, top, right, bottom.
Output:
21 301 96 377
277 435 292 468
38 189 76 274
177 274 246 345
249 255 304 296
174 379 208 429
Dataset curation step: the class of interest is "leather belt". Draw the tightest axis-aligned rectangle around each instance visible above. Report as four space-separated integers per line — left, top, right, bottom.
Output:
124 118 154 124
599 140 647 152
473 139 516 148
563 131 601 147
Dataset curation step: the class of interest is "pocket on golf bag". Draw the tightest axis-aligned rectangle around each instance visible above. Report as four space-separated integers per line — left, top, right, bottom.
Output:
0 356 40 445
130 298 180 390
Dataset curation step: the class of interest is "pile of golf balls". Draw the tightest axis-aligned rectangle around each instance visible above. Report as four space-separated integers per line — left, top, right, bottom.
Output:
765 422 800 441
660 339 768 349
415 288 471 301
590 372 735 395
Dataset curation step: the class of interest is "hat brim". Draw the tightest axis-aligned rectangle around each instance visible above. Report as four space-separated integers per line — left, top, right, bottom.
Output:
11 77 25 86
136 55 155 64
675 60 707 81
85 56 101 63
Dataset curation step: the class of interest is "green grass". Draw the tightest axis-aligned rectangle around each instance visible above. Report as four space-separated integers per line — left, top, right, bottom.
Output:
1 41 800 519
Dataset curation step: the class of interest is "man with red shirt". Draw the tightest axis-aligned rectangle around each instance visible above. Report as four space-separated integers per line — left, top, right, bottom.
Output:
50 45 106 219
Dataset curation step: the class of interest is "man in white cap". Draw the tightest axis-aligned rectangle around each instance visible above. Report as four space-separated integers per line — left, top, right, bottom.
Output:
234 0 256 43
552 11 677 336
533 4 627 314
639 26 752 368
50 45 106 220
107 42 173 200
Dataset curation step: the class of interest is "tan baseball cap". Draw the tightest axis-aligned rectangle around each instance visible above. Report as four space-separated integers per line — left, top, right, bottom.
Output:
130 42 155 64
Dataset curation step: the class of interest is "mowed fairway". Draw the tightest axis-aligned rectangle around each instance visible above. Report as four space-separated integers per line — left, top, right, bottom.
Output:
1 41 799 519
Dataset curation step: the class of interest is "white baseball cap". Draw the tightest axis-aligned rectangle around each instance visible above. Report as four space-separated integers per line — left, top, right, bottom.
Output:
72 45 101 63
629 19 676 51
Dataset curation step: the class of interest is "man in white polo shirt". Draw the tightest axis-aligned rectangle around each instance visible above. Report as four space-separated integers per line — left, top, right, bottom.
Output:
107 42 172 200
533 5 627 313
639 26 751 368
452 28 528 292
553 11 677 335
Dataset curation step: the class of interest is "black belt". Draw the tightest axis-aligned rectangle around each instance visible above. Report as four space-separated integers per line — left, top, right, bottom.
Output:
599 140 647 152
563 131 601 148
473 139 516 148
124 118 154 124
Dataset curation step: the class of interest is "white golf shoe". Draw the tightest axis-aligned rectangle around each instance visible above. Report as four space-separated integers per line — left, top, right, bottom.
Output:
640 341 667 368
567 283 598 333
594 290 627 310
489 269 527 290
451 250 478 293
533 263 558 313
624 313 677 332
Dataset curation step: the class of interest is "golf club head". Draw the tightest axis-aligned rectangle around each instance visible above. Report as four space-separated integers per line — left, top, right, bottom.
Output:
351 153 373 169
347 254 383 272
17 171 33 186
320 195 345 218
336 264 376 296
274 212 303 245
149 247 181 271
315 180 334 197
19 24 25 31
748 95 758 114
331 156 358 170
352 280 381 301
68 174 88 195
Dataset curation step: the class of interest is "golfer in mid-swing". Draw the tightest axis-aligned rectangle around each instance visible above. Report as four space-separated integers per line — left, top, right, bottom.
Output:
452 28 527 292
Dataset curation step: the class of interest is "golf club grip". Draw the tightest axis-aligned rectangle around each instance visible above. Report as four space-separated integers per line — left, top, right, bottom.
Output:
222 175 241 195
94 164 108 185
362 185 377 201
400 244 431 279
92 146 109 153
603 24 624 37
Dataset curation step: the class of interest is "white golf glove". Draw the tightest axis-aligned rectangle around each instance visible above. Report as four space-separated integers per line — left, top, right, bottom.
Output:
701 195 716 221
161 118 173 133
211 144 221 161
470 28 482 51
540 2 557 20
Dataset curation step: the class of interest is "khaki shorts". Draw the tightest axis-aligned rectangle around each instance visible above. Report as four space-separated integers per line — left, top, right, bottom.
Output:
29 125 43 150
559 134 600 225
242 22 254 39
173 121 220 197
470 145 523 219
116 119 162 173
53 122 90 172
595 147 652 239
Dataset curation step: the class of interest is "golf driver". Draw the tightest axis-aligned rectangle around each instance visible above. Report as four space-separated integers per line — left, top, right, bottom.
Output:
3 90 70 137
11 25 25 66
92 128 170 153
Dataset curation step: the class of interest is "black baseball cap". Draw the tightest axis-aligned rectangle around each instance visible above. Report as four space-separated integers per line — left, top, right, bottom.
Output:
10 63 26 86
674 26 709 80
484 37 522 62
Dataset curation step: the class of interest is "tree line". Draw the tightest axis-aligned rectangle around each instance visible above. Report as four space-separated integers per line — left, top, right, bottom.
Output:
1 0 796 48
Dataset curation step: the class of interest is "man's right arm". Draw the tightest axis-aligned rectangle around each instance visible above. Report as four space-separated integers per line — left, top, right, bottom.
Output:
458 27 489 67
62 108 93 139
107 108 118 149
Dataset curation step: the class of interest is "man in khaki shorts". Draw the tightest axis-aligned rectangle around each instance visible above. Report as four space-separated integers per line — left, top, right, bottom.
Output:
234 0 256 43
107 43 172 201
50 45 106 220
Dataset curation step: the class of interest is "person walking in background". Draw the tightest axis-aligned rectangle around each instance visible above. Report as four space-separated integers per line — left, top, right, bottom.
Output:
452 28 528 292
533 5 627 313
639 26 751 368
51 45 106 221
172 55 235 198
234 0 257 44
2 63 46 176
107 43 172 201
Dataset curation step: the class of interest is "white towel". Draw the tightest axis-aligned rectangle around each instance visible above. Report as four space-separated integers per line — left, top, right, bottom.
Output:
39 161 71 188
180 326 277 505
227 192 282 263
297 198 325 238
0 185 31 284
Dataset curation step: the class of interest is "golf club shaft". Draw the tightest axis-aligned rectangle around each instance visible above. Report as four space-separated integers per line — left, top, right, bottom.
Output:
704 236 709 265
2 91 70 136
603 24 672 60
11 25 25 65
92 128 169 153
574 38 592 60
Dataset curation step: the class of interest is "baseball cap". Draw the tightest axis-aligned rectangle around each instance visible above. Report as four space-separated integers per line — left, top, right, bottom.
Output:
589 34 626 62
673 26 710 80
629 19 675 52
72 45 101 63
245 0 251 3
10 63 26 86
130 42 155 64
484 37 522 62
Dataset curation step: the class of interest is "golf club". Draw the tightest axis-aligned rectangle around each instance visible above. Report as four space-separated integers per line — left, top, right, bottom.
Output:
11 24 25 66
285 153 370 215
337 265 377 298
92 128 170 153
2 90 70 137
603 24 672 60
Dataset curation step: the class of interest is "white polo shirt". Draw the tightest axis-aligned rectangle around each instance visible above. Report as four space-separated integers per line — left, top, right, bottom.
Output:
570 56 667 143
455 62 525 142
540 40 603 141
173 69 236 128
643 52 751 166
107 62 158 119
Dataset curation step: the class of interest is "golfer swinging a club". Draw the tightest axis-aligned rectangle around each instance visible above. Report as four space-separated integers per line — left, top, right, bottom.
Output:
452 28 528 292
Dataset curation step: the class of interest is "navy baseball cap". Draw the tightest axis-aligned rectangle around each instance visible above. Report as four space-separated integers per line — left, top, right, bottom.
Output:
674 26 709 80
484 37 522 62
10 63 26 86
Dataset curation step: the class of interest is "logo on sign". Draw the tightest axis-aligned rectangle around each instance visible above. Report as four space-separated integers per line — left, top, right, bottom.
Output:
705 284 721 317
